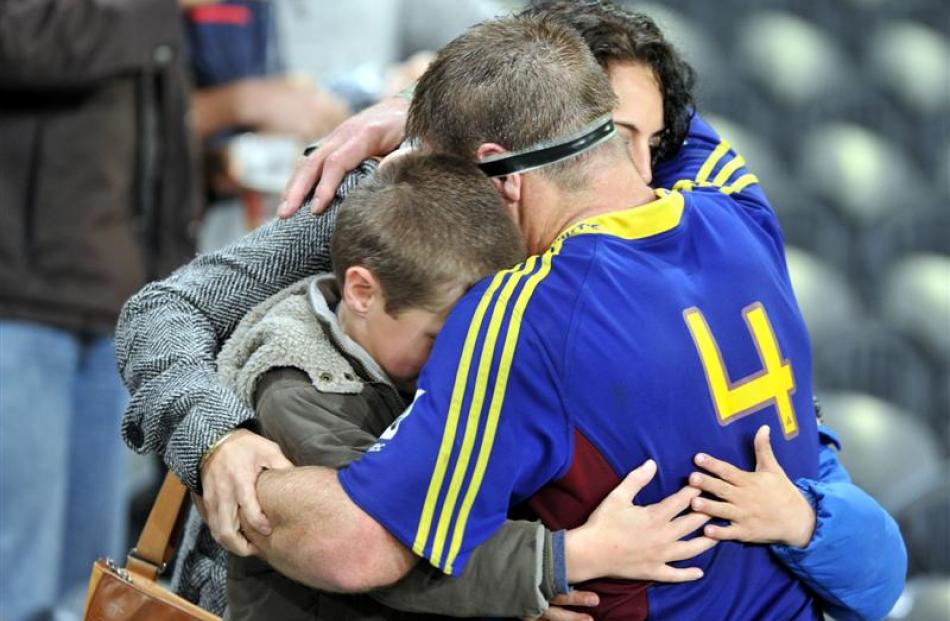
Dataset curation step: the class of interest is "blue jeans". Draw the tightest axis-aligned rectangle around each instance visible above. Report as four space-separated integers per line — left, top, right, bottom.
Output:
0 320 129 621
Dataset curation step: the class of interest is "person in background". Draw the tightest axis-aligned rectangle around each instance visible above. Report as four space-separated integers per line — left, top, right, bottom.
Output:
275 0 502 113
184 0 351 243
186 0 350 144
0 1 201 620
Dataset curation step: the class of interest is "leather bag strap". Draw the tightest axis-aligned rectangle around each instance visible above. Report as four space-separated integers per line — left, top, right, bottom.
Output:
126 472 188 582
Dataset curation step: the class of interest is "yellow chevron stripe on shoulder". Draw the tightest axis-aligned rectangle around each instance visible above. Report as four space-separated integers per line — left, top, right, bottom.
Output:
722 173 759 195
695 139 731 184
671 174 759 197
427 255 540 566
712 154 747 187
411 264 519 557
443 239 567 574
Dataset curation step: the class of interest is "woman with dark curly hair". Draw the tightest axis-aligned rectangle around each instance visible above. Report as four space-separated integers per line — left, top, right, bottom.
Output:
519 0 697 178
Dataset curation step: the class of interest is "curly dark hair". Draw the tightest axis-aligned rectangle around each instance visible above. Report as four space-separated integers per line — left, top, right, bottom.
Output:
519 0 696 164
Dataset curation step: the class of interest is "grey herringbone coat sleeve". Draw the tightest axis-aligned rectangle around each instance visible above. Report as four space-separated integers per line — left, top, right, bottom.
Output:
115 162 377 491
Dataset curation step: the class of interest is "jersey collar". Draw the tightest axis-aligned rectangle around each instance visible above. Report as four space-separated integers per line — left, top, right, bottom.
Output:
559 189 685 242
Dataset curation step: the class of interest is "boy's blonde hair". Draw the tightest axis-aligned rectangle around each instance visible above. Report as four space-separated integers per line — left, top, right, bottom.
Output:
331 153 527 315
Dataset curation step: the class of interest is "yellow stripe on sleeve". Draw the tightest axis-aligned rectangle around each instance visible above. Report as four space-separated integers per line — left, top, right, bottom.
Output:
712 154 746 187
443 239 566 574
411 266 513 556
695 139 731 184
427 256 539 566
722 173 759 195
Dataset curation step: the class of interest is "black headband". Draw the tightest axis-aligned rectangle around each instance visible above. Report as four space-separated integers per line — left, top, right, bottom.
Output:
477 117 616 178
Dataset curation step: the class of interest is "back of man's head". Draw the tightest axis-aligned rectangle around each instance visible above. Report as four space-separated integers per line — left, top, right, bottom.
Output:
520 0 696 164
407 15 619 186
331 153 527 316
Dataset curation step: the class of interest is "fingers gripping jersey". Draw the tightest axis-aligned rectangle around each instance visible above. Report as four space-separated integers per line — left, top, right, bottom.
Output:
340 118 821 621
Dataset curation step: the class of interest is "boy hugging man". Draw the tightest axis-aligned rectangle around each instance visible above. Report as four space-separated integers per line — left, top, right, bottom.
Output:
219 153 571 620
219 152 686 620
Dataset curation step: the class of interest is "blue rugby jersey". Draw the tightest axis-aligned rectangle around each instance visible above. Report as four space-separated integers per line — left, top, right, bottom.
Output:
340 117 821 621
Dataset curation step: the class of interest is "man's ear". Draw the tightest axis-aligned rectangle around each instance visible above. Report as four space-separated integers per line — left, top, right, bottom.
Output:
476 142 522 205
341 266 380 316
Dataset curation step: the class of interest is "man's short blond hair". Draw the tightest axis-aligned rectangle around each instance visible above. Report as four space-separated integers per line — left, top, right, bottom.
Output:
407 15 620 188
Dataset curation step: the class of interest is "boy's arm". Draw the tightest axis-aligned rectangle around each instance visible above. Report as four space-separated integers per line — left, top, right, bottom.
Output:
371 521 554 618
253 367 556 617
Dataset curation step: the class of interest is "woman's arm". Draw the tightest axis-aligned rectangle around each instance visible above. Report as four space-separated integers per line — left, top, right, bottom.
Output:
118 161 376 490
116 161 377 556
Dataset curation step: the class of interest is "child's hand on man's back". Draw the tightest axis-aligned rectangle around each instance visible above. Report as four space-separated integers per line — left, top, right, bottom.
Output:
688 425 817 549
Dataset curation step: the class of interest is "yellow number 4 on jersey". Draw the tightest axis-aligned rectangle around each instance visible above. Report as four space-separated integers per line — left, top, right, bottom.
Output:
683 302 798 438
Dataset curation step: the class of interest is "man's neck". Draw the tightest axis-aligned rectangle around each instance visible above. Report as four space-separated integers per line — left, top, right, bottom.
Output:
538 159 656 251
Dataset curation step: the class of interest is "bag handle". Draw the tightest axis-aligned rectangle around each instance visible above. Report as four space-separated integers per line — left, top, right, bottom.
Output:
126 472 189 582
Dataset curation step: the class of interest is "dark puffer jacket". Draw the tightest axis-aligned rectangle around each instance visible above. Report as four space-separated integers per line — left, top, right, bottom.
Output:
0 0 199 334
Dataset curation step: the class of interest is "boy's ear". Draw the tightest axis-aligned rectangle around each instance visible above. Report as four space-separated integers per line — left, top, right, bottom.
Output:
476 142 522 206
341 266 380 315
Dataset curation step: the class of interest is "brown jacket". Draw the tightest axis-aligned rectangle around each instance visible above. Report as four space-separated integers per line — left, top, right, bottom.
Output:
221 276 558 620
0 0 199 333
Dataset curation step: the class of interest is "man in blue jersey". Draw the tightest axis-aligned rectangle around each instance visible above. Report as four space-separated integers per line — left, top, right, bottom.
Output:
244 15 822 620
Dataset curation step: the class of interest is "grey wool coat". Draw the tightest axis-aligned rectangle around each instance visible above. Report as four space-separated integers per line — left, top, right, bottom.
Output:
117 163 558 617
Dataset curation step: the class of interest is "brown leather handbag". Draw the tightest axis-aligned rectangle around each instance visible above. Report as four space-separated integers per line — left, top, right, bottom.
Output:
82 473 221 621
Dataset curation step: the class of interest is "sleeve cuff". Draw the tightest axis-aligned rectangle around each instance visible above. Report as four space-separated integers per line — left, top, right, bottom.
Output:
551 530 571 595
770 478 825 561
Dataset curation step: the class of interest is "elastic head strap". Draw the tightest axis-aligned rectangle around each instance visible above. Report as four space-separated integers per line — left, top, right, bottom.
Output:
477 116 617 178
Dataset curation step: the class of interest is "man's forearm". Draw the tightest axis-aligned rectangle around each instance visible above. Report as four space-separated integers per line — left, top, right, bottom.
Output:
247 466 416 592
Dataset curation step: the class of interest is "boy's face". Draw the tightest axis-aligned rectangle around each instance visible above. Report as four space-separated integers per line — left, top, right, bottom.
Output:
362 298 455 391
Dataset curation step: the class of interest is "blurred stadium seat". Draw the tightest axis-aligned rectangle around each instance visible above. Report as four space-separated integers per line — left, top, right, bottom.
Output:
863 206 950 285
882 254 950 364
889 467 950 575
818 392 943 511
873 0 950 30
867 21 950 118
735 11 851 111
785 247 861 337
798 122 925 227
812 321 936 423
886 576 950 620
938 143 950 200
773 198 852 273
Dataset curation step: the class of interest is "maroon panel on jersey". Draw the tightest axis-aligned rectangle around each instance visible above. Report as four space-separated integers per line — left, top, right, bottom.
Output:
528 429 651 620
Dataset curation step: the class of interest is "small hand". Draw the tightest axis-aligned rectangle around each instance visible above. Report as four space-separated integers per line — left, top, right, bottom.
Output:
199 429 294 556
523 591 600 621
566 459 716 584
689 425 816 548
279 96 409 217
